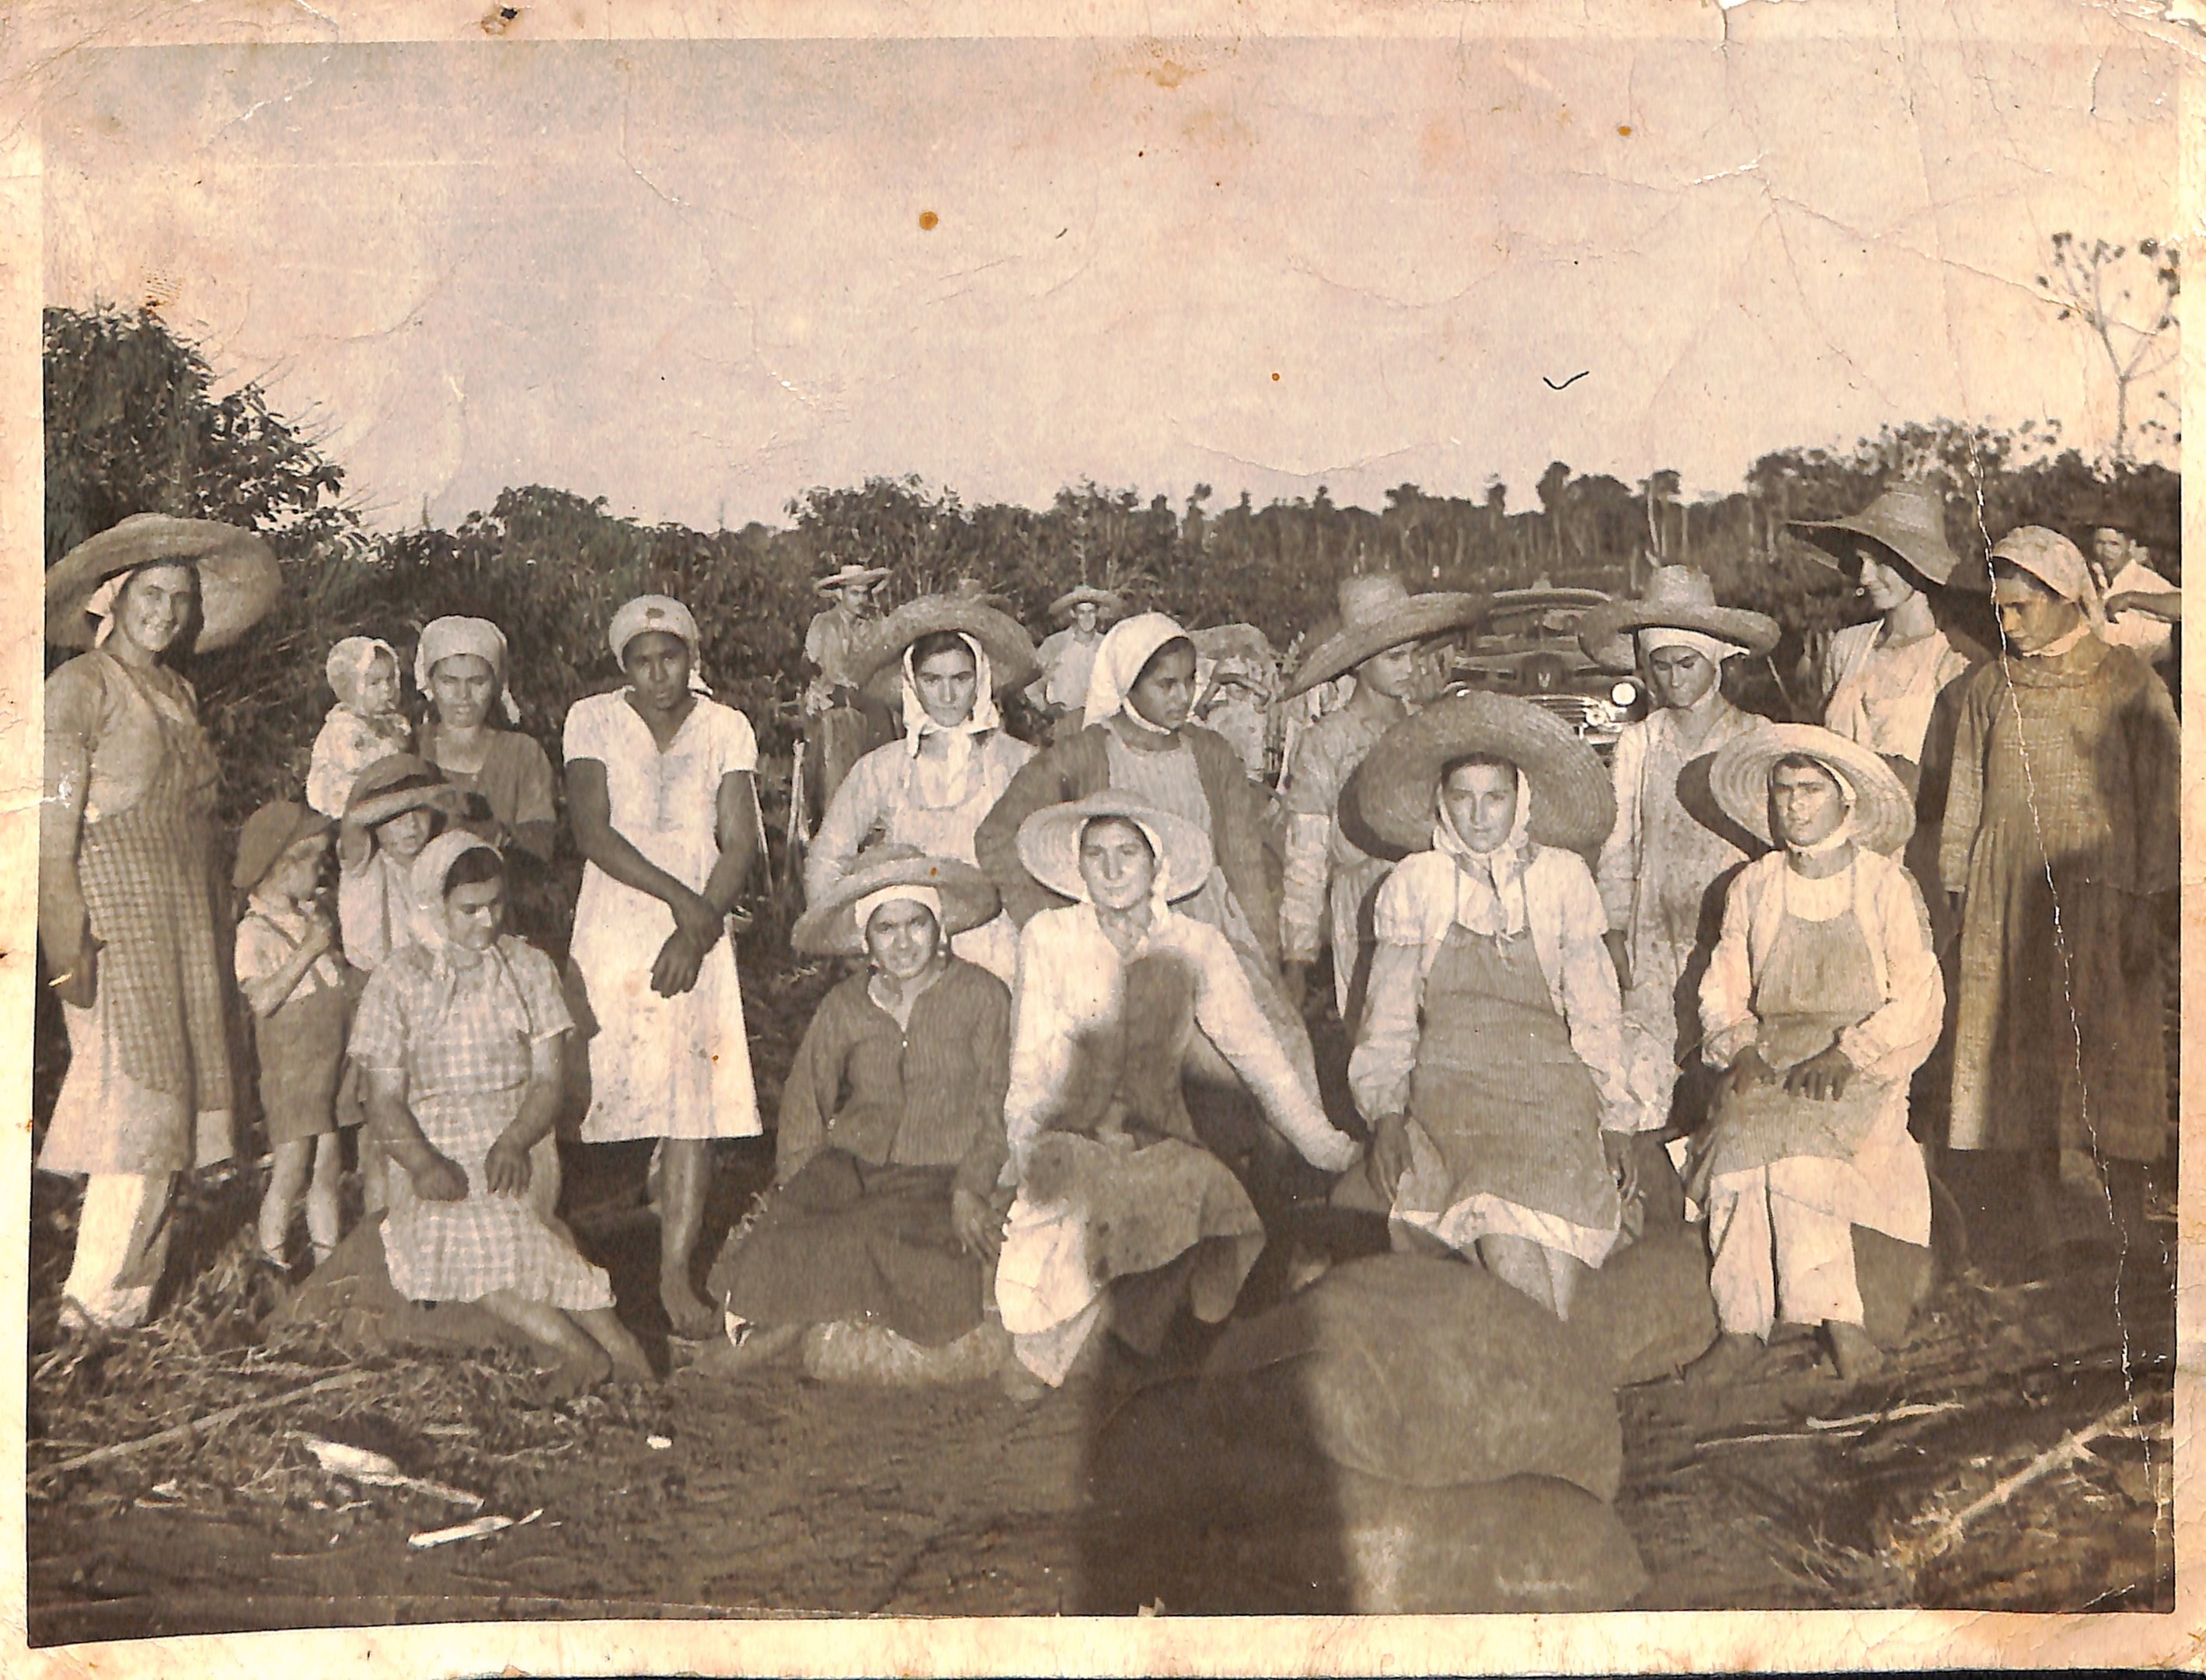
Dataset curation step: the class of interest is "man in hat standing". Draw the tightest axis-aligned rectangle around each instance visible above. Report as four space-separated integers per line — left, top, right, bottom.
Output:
803 562 892 824
1277 573 1479 1021
1028 584 1124 741
1579 567 1780 1147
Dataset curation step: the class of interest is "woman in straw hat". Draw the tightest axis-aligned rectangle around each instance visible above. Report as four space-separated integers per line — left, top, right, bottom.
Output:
40 514 280 1330
1579 566 1779 1134
350 833 650 1398
995 795 1359 1390
1346 693 1644 1319
1028 584 1125 737
1278 572 1479 1021
975 612 1321 1105
414 615 558 866
1790 484 1978 773
1939 528 2177 1277
806 597 1040 982
1691 725 1942 1383
803 561 894 820
704 851 1011 1375
564 595 762 1339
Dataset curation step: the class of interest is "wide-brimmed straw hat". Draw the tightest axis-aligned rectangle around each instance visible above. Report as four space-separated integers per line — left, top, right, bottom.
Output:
46 514 281 654
1015 792 1215 905
849 596 1043 707
1049 584 1127 624
1284 573 1484 698
790 848 1002 958
1348 690 1617 856
232 800 332 892
814 563 890 594
1708 723 1915 857
1787 483 1964 588
1577 566 1781 672
343 753 469 829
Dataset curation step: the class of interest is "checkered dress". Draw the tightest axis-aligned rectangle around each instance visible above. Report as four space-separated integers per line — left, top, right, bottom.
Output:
349 937 611 1310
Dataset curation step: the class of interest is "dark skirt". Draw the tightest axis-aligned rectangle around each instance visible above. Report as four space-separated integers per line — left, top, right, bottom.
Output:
709 1152 985 1346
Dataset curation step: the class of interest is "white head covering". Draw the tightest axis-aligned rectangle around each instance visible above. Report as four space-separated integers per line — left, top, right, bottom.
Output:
1431 767 1535 939
608 594 712 693
1082 612 1192 736
405 830 520 1020
85 573 127 647
852 883 943 936
901 632 1000 784
1989 526 2110 641
1636 626 1745 666
416 616 523 723
326 636 402 715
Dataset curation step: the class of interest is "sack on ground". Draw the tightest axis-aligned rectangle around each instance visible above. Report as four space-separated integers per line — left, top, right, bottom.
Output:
1199 1254 1622 1499
800 1318 1009 1386
1569 1222 1720 1386
267 1215 526 1355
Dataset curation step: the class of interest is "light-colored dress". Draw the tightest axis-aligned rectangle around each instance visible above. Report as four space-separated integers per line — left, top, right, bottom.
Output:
307 706 414 820
1694 852 1940 1337
563 690 761 1143
805 730 1033 983
1279 702 1398 1020
1351 848 1643 1267
350 937 612 1309
1596 699 1765 1115
1818 621 1971 768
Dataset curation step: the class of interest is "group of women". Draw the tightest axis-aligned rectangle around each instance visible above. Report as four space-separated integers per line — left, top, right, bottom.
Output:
37 484 2179 1402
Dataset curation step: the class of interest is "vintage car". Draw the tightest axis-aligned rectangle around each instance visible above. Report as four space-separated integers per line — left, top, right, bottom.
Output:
1443 587 1641 757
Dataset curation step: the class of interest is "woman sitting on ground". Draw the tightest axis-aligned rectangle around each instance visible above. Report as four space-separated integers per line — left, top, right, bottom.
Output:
994 795 1360 1392
705 851 1012 1373
349 831 650 1396
1348 693 1647 1320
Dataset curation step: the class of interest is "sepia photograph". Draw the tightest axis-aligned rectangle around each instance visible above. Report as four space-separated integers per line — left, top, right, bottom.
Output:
2 0 2193 1671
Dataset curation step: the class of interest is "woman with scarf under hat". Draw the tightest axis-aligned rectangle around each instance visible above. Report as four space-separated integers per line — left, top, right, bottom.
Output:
350 833 650 1397
974 612 1323 1112
1939 528 2178 1279
40 514 279 1330
1578 568 1779 1141
702 852 1012 1377
1689 726 1942 1384
994 795 1359 1392
1347 693 1641 1320
564 595 762 1339
804 598 1038 983
414 616 558 865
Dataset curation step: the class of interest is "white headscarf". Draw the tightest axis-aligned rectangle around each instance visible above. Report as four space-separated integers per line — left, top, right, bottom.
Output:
1431 767 1536 939
1637 626 1745 666
1990 526 2110 643
326 636 402 715
85 573 128 647
853 883 943 935
406 830 522 1022
901 632 1000 787
609 594 713 692
1082 612 1191 736
416 617 523 723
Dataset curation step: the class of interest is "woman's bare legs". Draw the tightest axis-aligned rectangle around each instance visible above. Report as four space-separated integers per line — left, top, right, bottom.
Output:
575 1305 655 1383
477 1289 613 1399
657 1139 719 1338
305 1133 344 1263
259 1138 312 1262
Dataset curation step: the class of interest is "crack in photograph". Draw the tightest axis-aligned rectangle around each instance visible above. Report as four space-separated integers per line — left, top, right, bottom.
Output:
12 6 2185 1664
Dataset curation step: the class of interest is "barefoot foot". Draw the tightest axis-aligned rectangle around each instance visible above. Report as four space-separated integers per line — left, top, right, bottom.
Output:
543 1343 614 1401
661 1279 721 1341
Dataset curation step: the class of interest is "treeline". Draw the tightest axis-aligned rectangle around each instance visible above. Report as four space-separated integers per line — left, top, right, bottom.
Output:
46 302 2180 827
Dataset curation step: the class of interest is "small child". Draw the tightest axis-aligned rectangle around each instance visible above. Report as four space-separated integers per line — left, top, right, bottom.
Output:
234 800 352 1270
308 638 413 819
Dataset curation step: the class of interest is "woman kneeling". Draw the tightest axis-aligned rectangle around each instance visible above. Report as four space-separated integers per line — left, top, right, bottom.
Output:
350 834 649 1396
995 795 1361 1389
1348 692 1650 1319
706 852 1012 1372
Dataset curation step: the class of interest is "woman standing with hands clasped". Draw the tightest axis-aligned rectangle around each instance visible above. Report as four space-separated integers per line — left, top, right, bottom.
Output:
563 596 761 1340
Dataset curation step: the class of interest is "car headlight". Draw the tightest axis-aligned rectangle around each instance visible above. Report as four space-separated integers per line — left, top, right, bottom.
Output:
1610 680 1638 708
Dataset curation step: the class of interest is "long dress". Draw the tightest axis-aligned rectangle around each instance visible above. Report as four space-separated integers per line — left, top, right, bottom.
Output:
348 937 612 1309
1279 702 1398 1021
1351 849 1637 1267
804 730 1033 983
1693 852 1940 1336
995 902 1347 1384
708 960 1010 1344
563 690 761 1143
1939 636 2177 1164
1596 699 1765 1121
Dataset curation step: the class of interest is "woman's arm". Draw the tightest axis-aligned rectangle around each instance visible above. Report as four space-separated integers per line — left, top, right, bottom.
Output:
565 758 717 931
364 1065 467 1202
1187 924 1354 1169
1548 860 1649 1133
1001 918 1072 1180
973 744 1080 927
507 737 559 863
803 752 887 904
1832 866 1944 1084
485 1036 565 1196
40 669 97 1004
774 996 838 1185
1696 867 1762 1072
1937 674 1989 900
954 978 1014 1201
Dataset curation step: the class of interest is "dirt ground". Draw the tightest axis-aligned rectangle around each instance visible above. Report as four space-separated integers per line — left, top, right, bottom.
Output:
24 953 2178 1642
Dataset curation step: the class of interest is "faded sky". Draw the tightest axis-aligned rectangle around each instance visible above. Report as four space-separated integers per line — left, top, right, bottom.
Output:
39 12 2176 531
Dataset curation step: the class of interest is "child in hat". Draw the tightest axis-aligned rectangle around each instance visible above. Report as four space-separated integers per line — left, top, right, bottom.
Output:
234 801 352 1270
306 638 413 819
